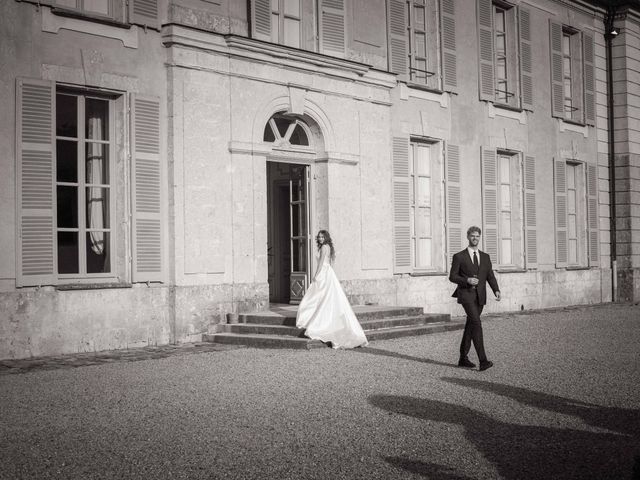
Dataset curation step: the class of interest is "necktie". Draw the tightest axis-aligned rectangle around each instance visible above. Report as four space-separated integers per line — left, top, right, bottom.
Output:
473 251 479 268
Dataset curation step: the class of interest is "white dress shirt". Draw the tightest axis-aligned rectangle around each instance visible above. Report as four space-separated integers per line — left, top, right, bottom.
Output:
467 247 480 266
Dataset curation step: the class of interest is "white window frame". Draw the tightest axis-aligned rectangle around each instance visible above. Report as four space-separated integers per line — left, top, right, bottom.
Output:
565 161 588 267
409 139 445 272
495 151 524 269
492 2 518 107
562 28 584 123
406 0 440 89
55 88 117 281
270 0 302 48
53 0 126 22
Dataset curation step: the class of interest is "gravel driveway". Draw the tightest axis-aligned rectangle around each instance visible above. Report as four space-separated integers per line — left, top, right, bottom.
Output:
1 303 639 480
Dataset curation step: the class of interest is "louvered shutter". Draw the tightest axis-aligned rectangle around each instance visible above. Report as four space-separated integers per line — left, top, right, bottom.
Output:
523 155 537 269
129 0 159 30
440 0 458 92
583 31 596 126
518 6 533 111
549 20 564 118
392 137 411 273
319 0 345 57
16 78 56 287
477 0 495 101
587 164 599 266
251 0 271 42
446 143 462 266
554 159 568 268
131 95 164 282
387 0 407 81
481 147 498 262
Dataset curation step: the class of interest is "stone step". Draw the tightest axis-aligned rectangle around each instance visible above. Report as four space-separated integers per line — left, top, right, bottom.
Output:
203 319 465 349
202 332 323 349
239 306 428 326
219 314 451 337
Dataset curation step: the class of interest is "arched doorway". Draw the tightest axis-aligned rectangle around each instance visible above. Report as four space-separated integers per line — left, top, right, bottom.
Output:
264 114 316 304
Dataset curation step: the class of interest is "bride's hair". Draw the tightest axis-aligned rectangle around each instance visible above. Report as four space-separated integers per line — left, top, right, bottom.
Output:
316 229 335 261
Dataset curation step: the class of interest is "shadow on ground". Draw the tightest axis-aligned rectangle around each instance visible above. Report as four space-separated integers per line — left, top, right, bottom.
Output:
369 384 640 479
355 346 456 369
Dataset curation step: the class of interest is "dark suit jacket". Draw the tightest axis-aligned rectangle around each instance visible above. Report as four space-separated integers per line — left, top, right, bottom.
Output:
449 249 500 305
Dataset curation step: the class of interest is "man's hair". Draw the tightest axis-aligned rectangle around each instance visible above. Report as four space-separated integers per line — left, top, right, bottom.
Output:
467 226 482 236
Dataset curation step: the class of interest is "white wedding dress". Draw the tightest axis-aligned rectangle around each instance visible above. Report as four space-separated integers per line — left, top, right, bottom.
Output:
296 249 368 349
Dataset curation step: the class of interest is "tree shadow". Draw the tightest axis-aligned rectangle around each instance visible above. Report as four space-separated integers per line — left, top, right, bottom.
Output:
370 394 638 480
384 456 475 479
356 346 455 369
441 377 640 438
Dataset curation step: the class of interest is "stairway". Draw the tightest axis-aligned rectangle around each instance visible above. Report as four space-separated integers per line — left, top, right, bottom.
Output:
202 305 464 349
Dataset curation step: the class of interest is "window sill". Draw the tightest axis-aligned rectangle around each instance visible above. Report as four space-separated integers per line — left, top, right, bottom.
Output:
565 266 591 271
56 282 133 291
492 102 523 113
51 7 130 29
405 82 443 95
409 271 448 277
487 102 527 124
495 268 527 274
399 82 449 108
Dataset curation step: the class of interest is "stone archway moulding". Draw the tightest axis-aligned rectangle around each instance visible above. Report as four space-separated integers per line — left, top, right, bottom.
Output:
250 94 335 154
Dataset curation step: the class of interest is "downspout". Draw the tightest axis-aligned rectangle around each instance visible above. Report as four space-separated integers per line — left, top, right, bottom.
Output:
604 6 618 302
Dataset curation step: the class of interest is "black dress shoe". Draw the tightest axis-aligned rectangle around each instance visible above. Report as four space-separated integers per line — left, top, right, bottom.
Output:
458 358 476 368
478 361 494 371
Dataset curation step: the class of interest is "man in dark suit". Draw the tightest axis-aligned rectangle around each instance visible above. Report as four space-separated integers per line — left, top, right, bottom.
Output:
449 226 501 371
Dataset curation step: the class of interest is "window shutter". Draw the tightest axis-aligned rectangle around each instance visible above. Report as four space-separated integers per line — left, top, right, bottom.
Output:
129 0 159 30
587 164 599 266
549 20 564 118
523 155 537 269
481 147 498 262
440 0 458 93
251 0 271 42
477 0 495 101
16 78 56 287
518 6 533 111
388 0 407 81
392 137 411 273
319 0 345 57
583 31 596 126
446 143 462 266
554 159 568 268
131 95 164 282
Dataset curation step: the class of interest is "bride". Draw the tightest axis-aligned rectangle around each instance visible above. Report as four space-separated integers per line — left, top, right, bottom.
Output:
296 230 368 349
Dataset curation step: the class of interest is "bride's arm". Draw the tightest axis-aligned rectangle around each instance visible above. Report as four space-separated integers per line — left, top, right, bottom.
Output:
313 245 328 282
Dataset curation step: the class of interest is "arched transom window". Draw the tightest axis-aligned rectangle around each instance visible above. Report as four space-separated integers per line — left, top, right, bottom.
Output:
263 114 310 147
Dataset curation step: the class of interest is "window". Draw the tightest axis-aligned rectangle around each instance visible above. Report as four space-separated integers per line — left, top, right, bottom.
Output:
388 0 457 92
263 114 311 147
409 141 444 271
53 0 125 21
407 0 439 89
477 0 532 109
550 22 595 124
566 162 588 266
481 148 525 268
496 153 523 266
270 0 301 48
56 91 114 276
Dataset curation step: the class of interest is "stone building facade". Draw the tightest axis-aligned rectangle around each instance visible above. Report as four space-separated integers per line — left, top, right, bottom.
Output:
0 0 637 359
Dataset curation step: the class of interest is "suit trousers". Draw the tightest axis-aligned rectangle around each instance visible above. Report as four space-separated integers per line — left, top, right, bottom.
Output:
460 297 487 362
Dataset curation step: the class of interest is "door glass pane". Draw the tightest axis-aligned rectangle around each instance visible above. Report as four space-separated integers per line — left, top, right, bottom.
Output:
263 123 276 142
86 187 110 229
568 215 577 237
501 239 512 264
271 0 279 10
289 124 309 145
569 239 577 264
413 5 425 29
83 0 109 16
57 186 78 228
86 143 109 184
57 140 78 182
496 58 507 79
56 94 77 137
415 33 426 57
499 156 510 181
414 59 426 82
501 211 512 236
86 232 110 273
415 146 430 175
284 0 299 16
417 177 430 207
501 185 511 210
495 34 506 55
417 238 431 267
292 238 306 271
56 0 78 8
58 231 79 274
85 98 109 140
284 18 300 48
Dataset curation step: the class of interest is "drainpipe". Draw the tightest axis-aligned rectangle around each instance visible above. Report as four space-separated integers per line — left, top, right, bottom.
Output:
604 6 618 302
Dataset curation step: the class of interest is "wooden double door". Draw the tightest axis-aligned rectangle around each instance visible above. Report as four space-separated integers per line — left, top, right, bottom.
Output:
267 161 311 304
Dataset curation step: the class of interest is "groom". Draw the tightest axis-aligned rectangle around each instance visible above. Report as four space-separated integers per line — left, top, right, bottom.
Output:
449 226 501 371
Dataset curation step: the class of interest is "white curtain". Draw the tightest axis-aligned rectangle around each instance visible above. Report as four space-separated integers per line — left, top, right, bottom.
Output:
86 115 105 255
